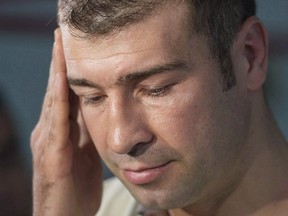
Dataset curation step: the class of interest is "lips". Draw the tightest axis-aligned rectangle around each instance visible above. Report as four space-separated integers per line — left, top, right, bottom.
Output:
123 161 172 185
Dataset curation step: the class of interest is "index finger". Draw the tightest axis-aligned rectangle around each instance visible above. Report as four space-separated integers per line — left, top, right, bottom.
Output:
39 28 66 123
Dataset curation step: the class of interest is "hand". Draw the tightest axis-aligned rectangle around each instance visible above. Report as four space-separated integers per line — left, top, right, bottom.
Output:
31 29 103 216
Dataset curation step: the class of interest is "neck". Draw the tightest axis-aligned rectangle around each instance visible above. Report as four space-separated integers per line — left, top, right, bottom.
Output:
217 107 288 216
169 94 288 216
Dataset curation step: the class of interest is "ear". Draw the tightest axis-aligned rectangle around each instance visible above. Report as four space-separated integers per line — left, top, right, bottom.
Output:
233 16 269 91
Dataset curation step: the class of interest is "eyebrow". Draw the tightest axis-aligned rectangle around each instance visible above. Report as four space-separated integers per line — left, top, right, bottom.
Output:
68 60 188 88
68 77 100 88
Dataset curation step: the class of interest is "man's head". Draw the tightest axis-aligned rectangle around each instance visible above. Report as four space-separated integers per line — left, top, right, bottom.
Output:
59 0 268 212
58 0 256 91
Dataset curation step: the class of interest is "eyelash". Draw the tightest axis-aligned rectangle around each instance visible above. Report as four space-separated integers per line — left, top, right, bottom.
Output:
82 95 105 107
81 84 174 107
138 84 174 98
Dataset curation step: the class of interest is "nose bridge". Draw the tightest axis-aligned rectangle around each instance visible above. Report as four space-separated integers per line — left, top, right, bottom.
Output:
107 95 151 154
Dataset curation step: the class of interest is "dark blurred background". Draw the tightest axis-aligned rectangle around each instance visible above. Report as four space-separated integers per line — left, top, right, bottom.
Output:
0 0 287 215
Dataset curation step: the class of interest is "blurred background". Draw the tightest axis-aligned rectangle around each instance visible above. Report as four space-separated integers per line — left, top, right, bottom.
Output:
0 0 287 215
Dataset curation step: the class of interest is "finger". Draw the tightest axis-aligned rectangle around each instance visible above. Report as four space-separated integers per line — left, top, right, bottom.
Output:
69 89 80 122
32 33 60 160
69 107 92 149
39 29 63 124
42 69 72 181
54 28 66 77
48 30 70 150
68 92 93 149
47 28 65 92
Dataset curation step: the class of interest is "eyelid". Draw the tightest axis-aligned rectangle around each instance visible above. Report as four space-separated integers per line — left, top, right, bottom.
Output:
138 83 176 98
70 84 105 98
80 93 107 107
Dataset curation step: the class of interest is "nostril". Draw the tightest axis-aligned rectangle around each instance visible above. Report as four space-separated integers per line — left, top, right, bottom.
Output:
128 138 154 157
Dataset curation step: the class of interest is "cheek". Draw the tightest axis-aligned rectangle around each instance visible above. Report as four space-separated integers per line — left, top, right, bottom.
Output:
146 83 246 163
146 89 207 151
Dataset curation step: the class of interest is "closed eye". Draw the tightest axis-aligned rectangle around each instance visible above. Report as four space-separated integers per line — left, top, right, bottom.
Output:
139 84 175 98
82 95 106 106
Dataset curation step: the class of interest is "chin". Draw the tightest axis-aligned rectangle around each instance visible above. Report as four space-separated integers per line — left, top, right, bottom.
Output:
130 186 191 210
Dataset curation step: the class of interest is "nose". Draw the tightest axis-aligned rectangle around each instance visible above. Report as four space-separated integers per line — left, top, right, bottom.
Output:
107 97 153 155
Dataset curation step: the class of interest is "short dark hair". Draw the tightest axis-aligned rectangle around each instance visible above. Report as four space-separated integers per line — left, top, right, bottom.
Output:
188 0 256 91
57 0 256 91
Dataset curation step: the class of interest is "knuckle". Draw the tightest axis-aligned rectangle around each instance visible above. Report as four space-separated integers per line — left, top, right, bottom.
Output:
48 129 56 145
44 109 51 122
48 115 56 143
30 123 41 150
46 93 53 108
44 92 53 110
30 131 37 149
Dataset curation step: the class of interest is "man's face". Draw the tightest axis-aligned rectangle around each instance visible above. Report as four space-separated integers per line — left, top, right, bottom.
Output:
63 2 252 210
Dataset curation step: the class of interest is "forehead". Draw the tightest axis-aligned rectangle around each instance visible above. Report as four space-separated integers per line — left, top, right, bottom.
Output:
61 1 207 79
62 2 191 54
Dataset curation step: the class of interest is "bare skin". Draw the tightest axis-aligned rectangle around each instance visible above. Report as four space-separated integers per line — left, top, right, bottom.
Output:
30 30 102 216
31 2 288 216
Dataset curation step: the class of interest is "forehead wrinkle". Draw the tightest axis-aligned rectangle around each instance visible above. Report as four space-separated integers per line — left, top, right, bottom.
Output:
65 46 169 62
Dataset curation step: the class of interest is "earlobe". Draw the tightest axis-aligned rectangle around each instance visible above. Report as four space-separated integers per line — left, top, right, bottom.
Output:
237 16 269 91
